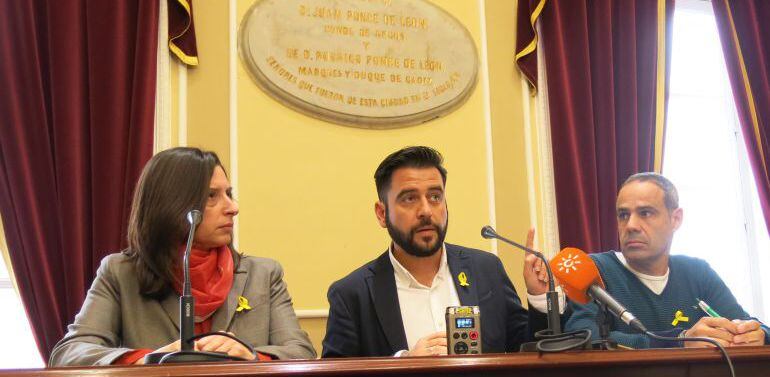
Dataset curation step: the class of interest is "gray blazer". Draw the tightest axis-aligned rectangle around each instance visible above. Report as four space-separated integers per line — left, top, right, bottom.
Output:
49 252 316 366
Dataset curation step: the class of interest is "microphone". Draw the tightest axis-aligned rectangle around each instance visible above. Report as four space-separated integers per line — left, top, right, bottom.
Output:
180 209 202 351
186 209 202 227
481 226 545 259
481 226 561 335
549 248 647 333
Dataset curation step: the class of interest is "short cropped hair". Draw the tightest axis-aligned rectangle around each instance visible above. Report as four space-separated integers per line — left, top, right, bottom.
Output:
621 172 679 210
374 146 447 203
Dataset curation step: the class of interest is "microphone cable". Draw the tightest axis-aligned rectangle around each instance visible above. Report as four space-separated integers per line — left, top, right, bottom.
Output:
533 329 593 352
644 331 735 377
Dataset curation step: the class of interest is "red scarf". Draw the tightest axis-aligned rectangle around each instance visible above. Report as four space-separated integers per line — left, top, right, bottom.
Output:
175 245 234 333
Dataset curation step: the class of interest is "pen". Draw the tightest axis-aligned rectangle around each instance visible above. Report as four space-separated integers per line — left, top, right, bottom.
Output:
696 298 722 318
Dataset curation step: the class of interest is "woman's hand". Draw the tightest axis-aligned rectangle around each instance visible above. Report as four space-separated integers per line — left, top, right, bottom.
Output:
196 332 256 360
133 340 182 365
133 333 255 364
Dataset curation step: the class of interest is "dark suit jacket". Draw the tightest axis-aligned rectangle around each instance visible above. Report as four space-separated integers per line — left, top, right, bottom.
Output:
321 243 547 357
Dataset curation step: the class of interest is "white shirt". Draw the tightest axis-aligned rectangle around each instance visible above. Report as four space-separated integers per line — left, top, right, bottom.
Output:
527 286 566 313
614 251 669 294
388 245 460 352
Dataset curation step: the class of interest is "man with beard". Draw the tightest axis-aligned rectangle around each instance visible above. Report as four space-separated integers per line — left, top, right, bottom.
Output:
321 146 549 357
564 173 768 348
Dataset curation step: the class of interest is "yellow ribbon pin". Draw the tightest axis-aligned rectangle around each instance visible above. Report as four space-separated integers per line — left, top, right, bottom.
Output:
458 272 470 287
236 296 252 313
671 310 689 326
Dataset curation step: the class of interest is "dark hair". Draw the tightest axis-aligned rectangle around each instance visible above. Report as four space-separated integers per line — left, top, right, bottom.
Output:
126 147 239 299
621 172 679 210
374 146 447 202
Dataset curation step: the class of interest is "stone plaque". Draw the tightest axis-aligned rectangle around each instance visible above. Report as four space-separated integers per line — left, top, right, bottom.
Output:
239 0 478 128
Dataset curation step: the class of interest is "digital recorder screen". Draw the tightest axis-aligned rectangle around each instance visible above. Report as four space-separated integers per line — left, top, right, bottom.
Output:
455 318 475 328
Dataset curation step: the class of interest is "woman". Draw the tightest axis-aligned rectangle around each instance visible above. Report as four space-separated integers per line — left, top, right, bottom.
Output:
49 147 315 366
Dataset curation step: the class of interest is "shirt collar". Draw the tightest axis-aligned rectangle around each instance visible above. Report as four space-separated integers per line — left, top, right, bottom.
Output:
614 251 669 281
388 243 448 289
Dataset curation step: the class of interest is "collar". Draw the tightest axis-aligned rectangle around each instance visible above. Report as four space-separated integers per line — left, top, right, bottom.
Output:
614 251 669 281
388 243 448 289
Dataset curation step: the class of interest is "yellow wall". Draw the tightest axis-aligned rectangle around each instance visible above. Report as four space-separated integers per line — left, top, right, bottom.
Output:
186 1 231 171
485 0 531 295
181 0 532 356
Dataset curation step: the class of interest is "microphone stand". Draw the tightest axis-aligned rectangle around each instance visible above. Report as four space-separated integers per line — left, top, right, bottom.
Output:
144 210 246 364
481 226 561 335
482 226 592 352
593 303 618 350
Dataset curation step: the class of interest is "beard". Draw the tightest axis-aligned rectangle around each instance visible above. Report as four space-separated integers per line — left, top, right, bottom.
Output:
386 208 448 258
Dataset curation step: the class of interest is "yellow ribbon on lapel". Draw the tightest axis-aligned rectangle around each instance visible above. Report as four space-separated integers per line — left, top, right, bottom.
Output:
236 296 252 313
671 310 689 326
458 272 470 287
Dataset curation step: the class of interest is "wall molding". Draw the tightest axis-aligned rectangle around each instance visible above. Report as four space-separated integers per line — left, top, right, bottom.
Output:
296 309 329 319
178 63 188 146
478 0 497 255
522 77 537 242
229 0 240 249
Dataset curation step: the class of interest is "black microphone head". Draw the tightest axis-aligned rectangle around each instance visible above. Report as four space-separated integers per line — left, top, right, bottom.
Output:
481 225 497 239
186 210 202 226
630 318 648 333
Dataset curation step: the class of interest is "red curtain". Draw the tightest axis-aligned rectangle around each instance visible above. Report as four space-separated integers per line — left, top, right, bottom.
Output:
0 0 157 360
515 0 546 90
169 0 199 66
712 0 770 235
516 0 674 252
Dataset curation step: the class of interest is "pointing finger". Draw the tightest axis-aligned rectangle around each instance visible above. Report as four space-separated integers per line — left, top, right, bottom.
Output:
526 228 536 250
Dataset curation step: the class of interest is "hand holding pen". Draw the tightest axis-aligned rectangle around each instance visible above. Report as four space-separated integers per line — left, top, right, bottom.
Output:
683 299 766 347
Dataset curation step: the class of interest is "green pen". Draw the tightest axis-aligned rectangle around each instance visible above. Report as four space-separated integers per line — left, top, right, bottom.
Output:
696 298 722 318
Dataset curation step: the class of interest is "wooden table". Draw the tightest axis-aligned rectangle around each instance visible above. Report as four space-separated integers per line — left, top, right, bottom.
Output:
5 347 769 376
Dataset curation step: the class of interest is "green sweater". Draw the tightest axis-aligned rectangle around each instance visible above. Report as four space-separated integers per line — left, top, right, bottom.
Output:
564 252 769 348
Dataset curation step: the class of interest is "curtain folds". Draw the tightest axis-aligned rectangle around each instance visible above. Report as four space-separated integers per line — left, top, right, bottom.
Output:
515 0 547 91
0 0 157 360
169 0 199 66
516 0 675 252
712 0 770 235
